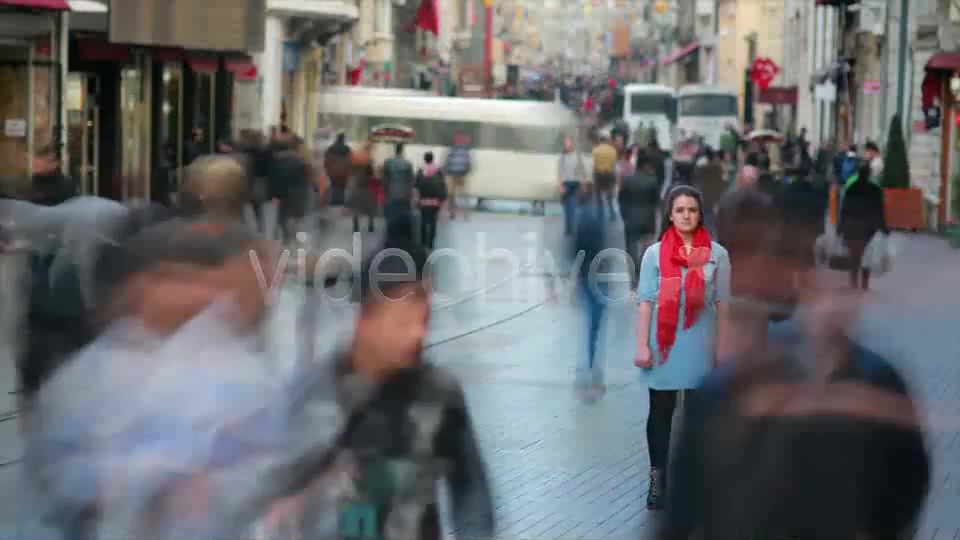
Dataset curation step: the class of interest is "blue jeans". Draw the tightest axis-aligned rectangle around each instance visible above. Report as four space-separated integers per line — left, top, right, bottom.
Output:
577 280 608 388
561 181 580 234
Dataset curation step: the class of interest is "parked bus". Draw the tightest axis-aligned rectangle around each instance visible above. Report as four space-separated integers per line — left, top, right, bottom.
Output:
676 84 738 149
623 83 677 149
315 89 584 202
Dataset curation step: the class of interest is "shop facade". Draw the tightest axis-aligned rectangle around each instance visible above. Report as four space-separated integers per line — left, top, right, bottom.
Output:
253 0 358 137
70 0 264 201
0 0 68 191
920 53 960 228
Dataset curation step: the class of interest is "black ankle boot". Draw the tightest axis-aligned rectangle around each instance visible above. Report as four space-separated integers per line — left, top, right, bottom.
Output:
646 468 665 510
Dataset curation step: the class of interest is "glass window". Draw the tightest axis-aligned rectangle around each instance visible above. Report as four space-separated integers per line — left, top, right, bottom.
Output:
318 114 567 153
161 66 183 183
375 0 391 34
678 94 738 116
192 72 214 155
628 93 675 116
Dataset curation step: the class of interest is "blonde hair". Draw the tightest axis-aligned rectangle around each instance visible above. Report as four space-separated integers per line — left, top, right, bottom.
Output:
182 155 248 219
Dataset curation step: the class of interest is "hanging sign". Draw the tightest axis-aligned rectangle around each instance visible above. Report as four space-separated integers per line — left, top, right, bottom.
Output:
750 57 780 91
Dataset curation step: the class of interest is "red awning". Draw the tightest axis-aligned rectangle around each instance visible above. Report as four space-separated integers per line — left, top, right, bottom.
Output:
926 51 960 71
225 56 257 81
0 0 69 9
661 42 699 66
77 38 131 62
153 48 184 63
187 56 218 73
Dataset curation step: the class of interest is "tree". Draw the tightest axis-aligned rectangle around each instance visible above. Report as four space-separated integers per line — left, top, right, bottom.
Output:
881 114 910 189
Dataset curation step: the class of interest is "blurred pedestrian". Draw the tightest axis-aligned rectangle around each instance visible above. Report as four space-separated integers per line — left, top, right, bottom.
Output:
415 151 447 250
558 136 585 236
650 219 929 540
839 162 887 290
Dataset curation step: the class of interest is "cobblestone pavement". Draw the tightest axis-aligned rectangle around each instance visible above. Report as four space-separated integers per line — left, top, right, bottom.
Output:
1 212 958 539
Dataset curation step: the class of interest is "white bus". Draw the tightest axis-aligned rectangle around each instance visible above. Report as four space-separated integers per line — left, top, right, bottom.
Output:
676 84 738 149
315 89 583 202
622 83 677 149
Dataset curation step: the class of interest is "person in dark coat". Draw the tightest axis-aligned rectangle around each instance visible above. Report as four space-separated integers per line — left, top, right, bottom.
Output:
324 133 353 206
349 141 378 234
693 148 727 234
30 145 76 206
618 153 660 285
777 167 828 289
415 152 448 250
838 162 887 290
267 137 310 242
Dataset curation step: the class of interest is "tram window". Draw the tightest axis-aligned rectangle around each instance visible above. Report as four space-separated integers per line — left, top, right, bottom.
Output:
318 114 567 153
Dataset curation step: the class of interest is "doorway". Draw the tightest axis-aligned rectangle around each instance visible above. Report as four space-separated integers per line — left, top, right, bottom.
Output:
66 73 100 195
118 54 152 200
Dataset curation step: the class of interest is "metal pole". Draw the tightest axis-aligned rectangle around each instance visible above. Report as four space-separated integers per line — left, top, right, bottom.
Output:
59 11 69 175
483 0 493 96
27 44 35 179
743 32 757 127
894 0 909 122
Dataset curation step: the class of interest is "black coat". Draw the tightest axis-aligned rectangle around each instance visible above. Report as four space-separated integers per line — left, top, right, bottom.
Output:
839 179 886 245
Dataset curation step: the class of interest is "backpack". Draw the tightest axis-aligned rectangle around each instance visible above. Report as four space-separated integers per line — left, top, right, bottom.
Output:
445 148 471 176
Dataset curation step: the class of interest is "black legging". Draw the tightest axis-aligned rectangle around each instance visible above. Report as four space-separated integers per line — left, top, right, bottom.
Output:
647 388 689 469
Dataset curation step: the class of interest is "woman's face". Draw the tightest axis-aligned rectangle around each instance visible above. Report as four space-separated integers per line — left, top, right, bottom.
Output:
563 138 573 152
670 195 701 233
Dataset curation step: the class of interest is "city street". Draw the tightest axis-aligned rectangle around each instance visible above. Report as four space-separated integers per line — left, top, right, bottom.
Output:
0 213 958 538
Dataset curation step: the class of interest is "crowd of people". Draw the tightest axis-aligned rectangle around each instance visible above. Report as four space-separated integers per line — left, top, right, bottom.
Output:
558 123 925 537
0 100 925 540
0 134 492 538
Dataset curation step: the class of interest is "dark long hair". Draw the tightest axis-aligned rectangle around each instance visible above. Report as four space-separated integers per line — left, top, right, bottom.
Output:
660 185 705 240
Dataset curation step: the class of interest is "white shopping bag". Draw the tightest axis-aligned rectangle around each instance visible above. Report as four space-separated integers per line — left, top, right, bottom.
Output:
862 232 893 274
814 231 850 269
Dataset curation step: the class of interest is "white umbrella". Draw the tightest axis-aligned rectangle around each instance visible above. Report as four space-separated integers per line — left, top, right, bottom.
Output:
746 129 785 144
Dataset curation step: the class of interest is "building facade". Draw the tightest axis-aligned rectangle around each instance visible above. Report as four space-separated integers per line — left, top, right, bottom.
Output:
2 0 274 202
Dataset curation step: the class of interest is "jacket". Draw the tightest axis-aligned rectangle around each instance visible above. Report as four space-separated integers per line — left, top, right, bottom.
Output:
416 167 448 208
382 156 416 203
618 170 660 235
839 178 886 244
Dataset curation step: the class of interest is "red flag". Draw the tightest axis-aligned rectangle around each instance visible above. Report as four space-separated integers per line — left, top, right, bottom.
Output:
411 0 439 35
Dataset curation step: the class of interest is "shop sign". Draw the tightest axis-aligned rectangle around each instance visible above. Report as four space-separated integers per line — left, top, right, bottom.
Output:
862 80 882 95
4 119 26 138
109 0 265 52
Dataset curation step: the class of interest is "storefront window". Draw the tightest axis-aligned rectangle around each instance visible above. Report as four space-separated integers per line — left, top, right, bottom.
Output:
192 72 215 156
375 0 392 35
161 65 183 184
119 67 142 198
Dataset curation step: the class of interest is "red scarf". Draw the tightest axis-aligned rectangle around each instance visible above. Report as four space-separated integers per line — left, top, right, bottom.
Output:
656 226 712 363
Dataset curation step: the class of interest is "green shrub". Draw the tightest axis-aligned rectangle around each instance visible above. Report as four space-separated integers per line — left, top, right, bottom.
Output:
881 114 910 188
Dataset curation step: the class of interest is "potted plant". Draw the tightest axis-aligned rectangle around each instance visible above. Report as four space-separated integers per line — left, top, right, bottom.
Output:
881 114 925 231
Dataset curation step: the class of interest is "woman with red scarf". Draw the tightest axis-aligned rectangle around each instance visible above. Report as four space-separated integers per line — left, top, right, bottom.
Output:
634 185 731 510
